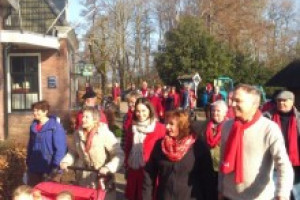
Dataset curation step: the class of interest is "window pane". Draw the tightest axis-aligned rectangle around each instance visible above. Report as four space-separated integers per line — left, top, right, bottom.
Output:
11 57 25 73
26 94 38 109
25 75 38 93
25 57 38 73
10 56 39 111
11 74 25 93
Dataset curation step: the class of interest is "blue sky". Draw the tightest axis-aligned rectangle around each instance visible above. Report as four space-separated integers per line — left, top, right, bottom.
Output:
68 1 84 24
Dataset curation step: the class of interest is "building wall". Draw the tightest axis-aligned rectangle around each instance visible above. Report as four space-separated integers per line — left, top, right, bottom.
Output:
7 39 71 142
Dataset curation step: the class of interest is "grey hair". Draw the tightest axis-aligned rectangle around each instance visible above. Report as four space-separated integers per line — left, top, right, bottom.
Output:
235 84 261 106
211 100 228 113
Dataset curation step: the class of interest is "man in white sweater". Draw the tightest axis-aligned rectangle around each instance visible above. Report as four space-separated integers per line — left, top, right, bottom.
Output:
218 84 294 200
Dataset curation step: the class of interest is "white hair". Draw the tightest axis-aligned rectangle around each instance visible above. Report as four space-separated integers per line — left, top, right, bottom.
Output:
211 100 228 113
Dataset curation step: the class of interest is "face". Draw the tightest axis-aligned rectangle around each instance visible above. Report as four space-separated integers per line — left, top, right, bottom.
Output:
232 88 258 121
142 82 147 89
33 108 48 121
82 111 96 129
277 98 294 113
128 97 137 111
165 117 179 138
211 105 227 123
135 103 150 122
84 97 97 107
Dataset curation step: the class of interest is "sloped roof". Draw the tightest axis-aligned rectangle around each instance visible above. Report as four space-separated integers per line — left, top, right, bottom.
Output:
266 59 300 88
44 0 67 25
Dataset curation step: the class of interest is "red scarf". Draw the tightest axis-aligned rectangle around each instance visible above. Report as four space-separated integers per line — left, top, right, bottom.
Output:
84 127 98 152
161 134 196 162
220 111 262 184
35 123 43 132
123 109 134 132
206 121 223 148
273 111 300 166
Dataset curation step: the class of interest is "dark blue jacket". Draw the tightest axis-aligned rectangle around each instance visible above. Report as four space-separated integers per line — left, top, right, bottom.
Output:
26 116 67 174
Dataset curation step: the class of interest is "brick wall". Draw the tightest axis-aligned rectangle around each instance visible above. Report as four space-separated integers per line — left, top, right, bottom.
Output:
7 39 71 141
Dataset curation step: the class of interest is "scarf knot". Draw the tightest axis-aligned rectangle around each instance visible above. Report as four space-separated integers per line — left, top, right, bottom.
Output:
221 111 262 184
206 120 223 148
162 134 196 162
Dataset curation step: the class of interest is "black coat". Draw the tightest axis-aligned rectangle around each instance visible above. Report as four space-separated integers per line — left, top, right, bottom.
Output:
143 138 216 200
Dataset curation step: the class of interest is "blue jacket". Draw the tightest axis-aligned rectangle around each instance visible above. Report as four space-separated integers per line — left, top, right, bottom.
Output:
26 116 67 174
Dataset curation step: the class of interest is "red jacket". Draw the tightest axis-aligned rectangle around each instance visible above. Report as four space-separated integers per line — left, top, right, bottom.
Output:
169 92 180 109
124 122 166 167
141 88 149 97
112 86 121 101
124 122 166 200
148 96 164 118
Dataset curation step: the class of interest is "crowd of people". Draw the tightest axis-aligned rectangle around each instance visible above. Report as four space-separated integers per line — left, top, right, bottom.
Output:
13 81 300 200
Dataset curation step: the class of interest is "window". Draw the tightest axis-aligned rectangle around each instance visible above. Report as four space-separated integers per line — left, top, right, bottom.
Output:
10 56 39 111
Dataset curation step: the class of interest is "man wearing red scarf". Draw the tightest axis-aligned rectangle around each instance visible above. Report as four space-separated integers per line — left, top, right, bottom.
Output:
264 90 300 200
219 84 293 200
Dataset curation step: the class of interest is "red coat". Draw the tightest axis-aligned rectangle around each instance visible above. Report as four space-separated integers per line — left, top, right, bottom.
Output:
112 86 121 101
148 96 164 118
125 122 166 200
169 92 180 109
75 109 108 130
141 88 149 97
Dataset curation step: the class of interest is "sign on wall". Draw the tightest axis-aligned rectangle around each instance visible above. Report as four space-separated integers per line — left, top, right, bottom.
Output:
48 76 57 88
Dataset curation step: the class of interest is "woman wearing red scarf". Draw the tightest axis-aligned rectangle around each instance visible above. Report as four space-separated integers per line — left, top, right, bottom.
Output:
204 100 228 174
124 98 166 200
143 110 215 200
60 107 124 199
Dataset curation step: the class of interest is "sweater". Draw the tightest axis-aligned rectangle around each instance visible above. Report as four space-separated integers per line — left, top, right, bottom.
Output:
219 116 294 200
61 124 124 187
143 139 216 200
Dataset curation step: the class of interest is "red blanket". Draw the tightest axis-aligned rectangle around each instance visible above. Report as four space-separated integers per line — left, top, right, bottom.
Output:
34 182 106 200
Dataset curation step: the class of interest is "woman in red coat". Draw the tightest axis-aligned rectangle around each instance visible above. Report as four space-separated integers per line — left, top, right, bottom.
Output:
124 97 166 200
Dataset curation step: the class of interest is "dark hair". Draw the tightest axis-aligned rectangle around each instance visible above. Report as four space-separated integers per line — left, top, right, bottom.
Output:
133 97 156 122
31 100 50 112
165 110 191 140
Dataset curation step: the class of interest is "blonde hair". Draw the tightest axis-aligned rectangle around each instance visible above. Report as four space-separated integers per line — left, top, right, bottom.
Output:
56 191 74 200
13 185 33 200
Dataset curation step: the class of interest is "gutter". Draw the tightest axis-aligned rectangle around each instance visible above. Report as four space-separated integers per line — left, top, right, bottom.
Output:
3 43 11 139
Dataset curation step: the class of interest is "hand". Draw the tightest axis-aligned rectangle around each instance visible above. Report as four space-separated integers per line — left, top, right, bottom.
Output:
99 166 110 175
60 162 69 171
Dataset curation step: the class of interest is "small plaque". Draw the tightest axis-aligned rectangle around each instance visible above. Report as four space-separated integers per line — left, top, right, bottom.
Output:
48 76 57 88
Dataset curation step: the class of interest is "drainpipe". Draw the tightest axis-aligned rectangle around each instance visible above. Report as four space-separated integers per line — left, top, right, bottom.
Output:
3 43 11 139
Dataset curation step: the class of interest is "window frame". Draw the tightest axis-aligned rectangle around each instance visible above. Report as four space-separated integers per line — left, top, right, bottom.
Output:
7 53 42 113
